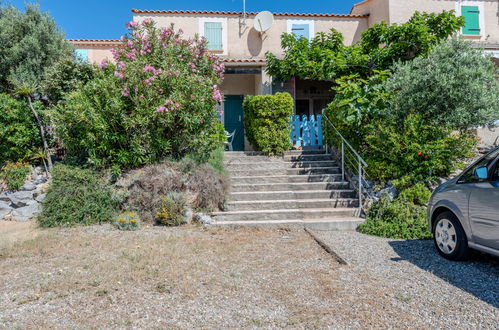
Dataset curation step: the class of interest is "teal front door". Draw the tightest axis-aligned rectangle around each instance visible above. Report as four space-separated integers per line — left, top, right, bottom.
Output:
224 95 245 151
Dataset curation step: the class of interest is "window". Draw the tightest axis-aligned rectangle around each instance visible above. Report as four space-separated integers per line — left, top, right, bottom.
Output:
462 6 480 35
199 18 227 54
287 20 314 40
204 22 223 50
75 49 89 62
458 149 499 184
291 24 310 39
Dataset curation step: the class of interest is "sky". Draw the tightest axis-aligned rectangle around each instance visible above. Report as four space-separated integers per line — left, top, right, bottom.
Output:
4 0 359 39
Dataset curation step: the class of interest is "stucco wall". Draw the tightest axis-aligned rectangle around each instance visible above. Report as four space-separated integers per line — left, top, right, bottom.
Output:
133 13 368 60
219 74 256 95
87 47 115 64
351 0 391 26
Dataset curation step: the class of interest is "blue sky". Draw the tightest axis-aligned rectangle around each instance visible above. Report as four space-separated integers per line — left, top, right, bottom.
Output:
5 0 359 39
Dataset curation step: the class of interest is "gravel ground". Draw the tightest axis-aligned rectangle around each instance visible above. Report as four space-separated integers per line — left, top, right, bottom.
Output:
310 230 499 329
0 223 497 328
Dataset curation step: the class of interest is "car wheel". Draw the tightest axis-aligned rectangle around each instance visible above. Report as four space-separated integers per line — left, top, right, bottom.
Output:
433 211 470 261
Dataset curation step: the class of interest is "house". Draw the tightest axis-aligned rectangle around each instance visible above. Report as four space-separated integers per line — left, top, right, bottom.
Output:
70 0 499 150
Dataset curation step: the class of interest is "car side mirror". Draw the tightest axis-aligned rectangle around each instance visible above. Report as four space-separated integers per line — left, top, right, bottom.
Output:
474 167 489 180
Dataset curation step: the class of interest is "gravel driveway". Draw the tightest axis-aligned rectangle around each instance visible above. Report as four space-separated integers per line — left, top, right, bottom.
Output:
310 230 499 329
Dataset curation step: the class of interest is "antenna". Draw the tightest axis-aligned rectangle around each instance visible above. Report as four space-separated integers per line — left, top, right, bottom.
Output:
253 11 274 35
242 0 247 24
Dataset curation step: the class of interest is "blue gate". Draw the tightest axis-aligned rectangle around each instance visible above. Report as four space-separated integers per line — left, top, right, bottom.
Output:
290 115 323 147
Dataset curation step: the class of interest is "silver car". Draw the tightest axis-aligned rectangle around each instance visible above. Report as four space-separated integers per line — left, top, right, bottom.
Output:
428 146 499 260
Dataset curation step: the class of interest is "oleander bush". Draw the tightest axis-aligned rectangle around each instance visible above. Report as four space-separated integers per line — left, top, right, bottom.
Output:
38 164 116 227
53 20 225 171
243 92 294 155
0 162 31 191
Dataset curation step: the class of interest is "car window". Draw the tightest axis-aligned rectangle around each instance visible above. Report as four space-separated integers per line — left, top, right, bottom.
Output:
458 148 499 184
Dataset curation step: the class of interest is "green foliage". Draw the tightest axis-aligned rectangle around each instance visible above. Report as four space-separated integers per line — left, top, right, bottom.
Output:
266 11 463 81
38 164 116 227
325 72 390 146
156 192 188 226
358 194 432 240
114 212 140 231
0 162 31 191
0 3 72 92
53 21 224 169
385 38 499 131
43 57 97 104
0 94 43 164
362 114 477 187
398 183 431 205
243 92 294 155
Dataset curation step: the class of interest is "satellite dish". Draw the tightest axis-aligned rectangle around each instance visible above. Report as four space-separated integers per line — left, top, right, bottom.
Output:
254 11 274 33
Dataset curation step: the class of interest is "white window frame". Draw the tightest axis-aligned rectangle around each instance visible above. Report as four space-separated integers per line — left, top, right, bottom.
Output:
455 1 485 37
199 17 228 55
287 19 315 40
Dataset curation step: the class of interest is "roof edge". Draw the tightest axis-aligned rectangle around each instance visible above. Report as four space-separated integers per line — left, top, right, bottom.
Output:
131 9 369 19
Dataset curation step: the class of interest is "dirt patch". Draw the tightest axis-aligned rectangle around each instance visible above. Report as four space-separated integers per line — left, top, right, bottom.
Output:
0 221 40 250
0 225 347 328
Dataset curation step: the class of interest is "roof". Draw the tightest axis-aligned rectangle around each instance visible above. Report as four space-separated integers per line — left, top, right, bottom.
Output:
131 9 368 19
223 58 266 63
68 39 121 47
351 0 373 9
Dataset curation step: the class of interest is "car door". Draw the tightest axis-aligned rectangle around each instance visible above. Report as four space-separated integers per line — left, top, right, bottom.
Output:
468 155 499 250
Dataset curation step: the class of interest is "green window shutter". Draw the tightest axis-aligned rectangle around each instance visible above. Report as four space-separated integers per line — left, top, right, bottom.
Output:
462 6 480 35
204 22 223 50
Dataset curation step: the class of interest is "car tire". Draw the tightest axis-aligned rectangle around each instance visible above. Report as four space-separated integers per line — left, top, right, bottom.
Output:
432 211 470 261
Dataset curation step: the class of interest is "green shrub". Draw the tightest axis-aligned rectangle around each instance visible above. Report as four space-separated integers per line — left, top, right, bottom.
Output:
0 162 31 191
113 212 140 231
398 183 431 205
243 92 294 155
362 114 476 186
385 37 499 131
156 192 188 226
53 21 224 170
0 94 42 164
38 164 116 227
358 195 432 240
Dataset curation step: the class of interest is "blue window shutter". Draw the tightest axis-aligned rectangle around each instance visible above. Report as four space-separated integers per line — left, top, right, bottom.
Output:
75 49 89 62
291 24 310 40
462 6 480 35
204 22 223 50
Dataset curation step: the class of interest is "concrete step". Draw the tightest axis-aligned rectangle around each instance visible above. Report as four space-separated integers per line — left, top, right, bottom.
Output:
212 207 359 222
226 198 359 211
229 190 356 201
230 174 344 184
229 167 341 177
224 149 326 157
284 154 334 162
212 218 364 231
225 161 338 171
231 181 350 192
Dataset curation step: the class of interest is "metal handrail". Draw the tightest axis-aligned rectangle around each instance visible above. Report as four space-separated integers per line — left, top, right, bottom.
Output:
322 113 370 215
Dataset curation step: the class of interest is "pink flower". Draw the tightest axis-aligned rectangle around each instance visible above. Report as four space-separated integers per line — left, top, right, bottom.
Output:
114 71 124 79
126 21 139 29
144 65 156 73
164 99 173 106
158 88 164 94
117 61 126 70
100 59 109 69
212 85 222 102
121 87 130 97
175 103 180 108
156 106 166 113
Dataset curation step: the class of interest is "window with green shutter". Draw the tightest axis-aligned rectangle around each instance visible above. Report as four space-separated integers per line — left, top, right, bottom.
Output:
204 22 223 50
462 6 481 35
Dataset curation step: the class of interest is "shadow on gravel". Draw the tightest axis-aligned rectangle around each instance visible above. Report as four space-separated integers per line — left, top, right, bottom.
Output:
389 240 499 308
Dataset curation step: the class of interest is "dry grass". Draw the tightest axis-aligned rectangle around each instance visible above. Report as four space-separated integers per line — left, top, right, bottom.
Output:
0 222 464 328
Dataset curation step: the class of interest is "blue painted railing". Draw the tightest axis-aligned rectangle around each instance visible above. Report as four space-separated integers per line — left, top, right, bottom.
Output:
290 114 323 147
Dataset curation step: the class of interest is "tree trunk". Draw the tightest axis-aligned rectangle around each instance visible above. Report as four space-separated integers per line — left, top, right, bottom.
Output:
27 96 53 172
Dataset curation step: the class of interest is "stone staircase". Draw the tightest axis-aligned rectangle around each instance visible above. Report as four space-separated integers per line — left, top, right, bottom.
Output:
211 150 365 230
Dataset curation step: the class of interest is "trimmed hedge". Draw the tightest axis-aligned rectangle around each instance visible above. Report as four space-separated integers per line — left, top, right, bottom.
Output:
243 92 294 155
